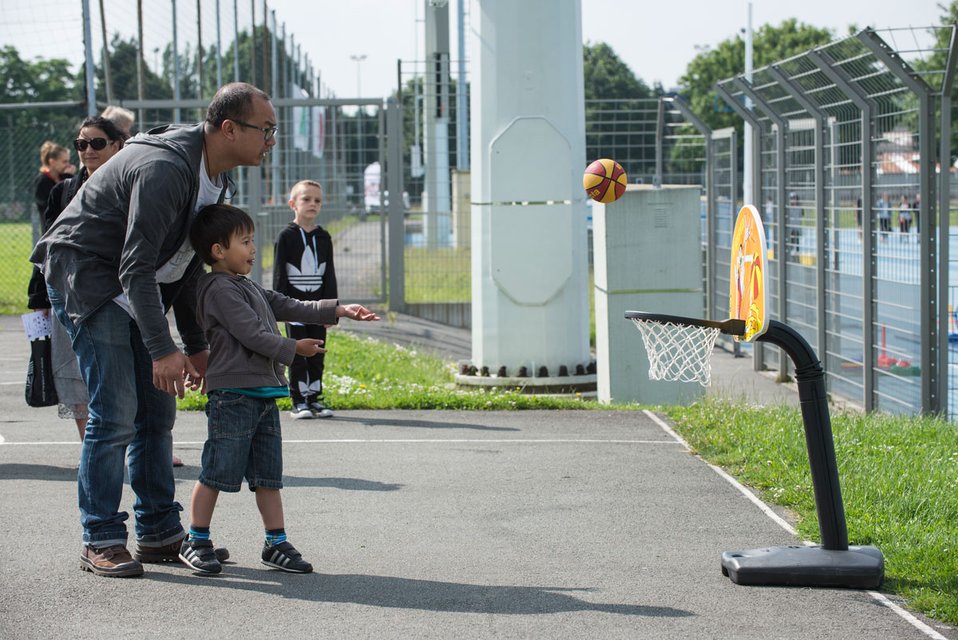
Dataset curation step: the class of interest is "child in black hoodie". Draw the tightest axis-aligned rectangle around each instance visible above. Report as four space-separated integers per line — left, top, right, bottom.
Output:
273 180 338 419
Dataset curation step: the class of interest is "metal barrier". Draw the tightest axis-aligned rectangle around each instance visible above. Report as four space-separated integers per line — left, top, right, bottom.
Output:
712 26 957 416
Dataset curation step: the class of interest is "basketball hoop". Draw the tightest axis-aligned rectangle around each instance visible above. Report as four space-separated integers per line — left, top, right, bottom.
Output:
626 312 746 387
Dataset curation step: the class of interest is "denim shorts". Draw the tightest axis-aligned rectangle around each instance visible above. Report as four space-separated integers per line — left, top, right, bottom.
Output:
199 390 283 492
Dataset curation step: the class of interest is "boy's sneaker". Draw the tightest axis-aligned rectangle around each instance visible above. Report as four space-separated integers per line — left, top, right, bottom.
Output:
179 538 222 574
80 544 144 578
308 400 334 418
262 541 313 573
134 536 229 563
290 403 314 419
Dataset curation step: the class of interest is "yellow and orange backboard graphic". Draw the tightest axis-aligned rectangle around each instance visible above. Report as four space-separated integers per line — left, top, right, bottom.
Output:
729 204 768 342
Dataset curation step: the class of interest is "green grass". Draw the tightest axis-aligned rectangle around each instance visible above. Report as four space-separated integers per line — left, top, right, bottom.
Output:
178 330 603 412
404 245 471 303
665 400 958 626
0 223 36 315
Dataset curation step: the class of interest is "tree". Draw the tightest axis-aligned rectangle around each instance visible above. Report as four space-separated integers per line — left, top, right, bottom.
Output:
914 1 958 161
678 19 834 134
583 42 661 180
0 47 85 217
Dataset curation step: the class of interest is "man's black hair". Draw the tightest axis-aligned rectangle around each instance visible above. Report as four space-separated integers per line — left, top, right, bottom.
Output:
205 82 271 128
190 203 256 265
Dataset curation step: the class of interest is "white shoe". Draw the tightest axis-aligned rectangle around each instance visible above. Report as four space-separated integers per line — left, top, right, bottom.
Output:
290 403 314 419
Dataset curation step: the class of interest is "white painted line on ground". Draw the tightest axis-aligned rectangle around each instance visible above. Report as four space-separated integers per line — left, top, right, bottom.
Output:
0 381 26 386
866 592 949 640
642 409 796 535
642 408 945 640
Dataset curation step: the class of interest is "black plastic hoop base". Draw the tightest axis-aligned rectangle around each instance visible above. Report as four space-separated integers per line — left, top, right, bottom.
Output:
721 544 884 589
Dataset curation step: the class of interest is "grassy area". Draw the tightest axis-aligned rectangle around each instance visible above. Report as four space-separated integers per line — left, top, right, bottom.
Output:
404 245 471 303
178 333 958 626
0 223 36 315
665 400 958 626
178 330 602 412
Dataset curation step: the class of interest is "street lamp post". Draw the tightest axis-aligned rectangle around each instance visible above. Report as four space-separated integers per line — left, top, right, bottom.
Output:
350 53 367 97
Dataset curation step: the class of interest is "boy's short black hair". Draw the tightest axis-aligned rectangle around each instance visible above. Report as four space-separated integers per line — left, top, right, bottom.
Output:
190 203 256 265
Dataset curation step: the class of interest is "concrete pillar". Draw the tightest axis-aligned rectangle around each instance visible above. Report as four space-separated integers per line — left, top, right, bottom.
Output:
469 0 590 379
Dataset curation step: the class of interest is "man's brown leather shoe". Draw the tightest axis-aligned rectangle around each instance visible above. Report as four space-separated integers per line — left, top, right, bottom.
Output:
134 536 230 564
80 544 144 577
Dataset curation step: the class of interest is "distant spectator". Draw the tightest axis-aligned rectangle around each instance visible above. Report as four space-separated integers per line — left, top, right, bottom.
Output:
898 195 912 236
33 141 75 216
877 193 892 236
101 105 136 138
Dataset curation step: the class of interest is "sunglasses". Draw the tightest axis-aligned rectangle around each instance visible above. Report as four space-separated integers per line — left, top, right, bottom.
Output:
74 138 111 152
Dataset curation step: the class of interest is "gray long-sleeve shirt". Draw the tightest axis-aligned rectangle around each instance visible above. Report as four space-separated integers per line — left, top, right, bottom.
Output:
195 271 338 391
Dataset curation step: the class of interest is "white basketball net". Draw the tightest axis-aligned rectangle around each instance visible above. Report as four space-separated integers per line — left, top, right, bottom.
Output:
629 318 721 387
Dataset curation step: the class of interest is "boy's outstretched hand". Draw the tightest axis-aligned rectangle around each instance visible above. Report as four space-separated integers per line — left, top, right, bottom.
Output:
337 303 380 322
296 338 326 356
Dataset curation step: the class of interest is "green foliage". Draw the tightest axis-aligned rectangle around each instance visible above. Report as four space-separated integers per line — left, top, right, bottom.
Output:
913 1 958 161
666 399 958 626
0 47 85 222
583 42 653 101
0 223 35 315
678 19 834 133
583 42 661 177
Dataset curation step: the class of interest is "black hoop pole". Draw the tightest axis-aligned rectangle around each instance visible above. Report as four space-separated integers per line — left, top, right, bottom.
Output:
756 320 848 551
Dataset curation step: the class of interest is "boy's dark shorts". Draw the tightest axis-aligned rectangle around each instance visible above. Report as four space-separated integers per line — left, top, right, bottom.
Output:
199 390 283 492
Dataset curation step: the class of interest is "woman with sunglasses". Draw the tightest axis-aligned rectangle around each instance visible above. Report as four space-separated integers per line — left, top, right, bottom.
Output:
28 116 126 442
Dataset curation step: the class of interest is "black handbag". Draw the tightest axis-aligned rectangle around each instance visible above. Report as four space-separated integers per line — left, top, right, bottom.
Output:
25 337 58 408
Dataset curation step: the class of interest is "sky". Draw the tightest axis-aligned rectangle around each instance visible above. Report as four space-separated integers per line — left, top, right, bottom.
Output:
0 0 948 99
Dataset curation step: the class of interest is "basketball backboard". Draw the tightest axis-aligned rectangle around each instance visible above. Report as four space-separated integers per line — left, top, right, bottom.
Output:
729 204 768 342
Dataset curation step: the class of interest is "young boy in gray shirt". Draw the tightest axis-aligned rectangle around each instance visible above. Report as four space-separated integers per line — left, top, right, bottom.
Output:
182 203 378 574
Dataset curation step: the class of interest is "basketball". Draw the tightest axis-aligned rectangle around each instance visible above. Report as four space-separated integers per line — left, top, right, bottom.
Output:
583 158 627 204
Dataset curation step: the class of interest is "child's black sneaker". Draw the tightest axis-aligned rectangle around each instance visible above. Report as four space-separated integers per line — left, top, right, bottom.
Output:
290 403 313 419
179 538 222 574
262 541 313 573
308 399 334 418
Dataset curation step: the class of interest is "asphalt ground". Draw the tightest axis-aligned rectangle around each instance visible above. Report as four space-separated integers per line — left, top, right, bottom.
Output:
0 314 953 640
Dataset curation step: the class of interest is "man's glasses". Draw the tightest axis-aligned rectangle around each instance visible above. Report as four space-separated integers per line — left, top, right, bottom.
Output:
231 119 278 142
74 138 110 152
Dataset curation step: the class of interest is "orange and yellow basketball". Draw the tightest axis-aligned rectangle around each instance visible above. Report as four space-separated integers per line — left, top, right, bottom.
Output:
583 158 627 204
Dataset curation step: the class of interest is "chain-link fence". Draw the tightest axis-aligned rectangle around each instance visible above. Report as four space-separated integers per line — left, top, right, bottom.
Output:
714 25 957 416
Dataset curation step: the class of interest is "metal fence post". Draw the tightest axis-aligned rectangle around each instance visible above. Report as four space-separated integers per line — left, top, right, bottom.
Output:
669 96 714 318
734 77 790 380
767 65 827 366
807 48 877 411
715 83 765 371
386 97 405 312
859 29 939 414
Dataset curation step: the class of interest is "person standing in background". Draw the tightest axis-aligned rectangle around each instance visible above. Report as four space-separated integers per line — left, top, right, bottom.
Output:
28 117 127 441
273 180 338 419
101 105 136 138
33 141 75 216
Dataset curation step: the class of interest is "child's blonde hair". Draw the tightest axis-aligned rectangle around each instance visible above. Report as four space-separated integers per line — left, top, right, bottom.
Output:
289 179 323 201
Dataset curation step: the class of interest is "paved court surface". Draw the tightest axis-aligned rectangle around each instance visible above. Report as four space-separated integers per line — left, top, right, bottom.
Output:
0 315 953 639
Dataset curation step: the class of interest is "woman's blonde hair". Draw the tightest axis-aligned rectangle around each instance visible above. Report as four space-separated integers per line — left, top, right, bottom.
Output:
39 141 68 168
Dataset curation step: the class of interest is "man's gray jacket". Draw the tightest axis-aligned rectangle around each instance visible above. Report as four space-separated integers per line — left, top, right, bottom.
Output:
30 123 227 360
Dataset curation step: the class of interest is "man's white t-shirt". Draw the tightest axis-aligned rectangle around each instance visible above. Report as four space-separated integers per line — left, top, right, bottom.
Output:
115 152 224 314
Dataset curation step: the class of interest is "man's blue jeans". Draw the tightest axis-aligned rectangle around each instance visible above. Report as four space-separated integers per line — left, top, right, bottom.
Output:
48 287 184 547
